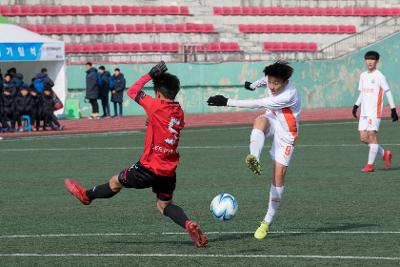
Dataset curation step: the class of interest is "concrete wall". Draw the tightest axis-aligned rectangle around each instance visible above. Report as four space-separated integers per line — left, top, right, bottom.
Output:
66 31 400 116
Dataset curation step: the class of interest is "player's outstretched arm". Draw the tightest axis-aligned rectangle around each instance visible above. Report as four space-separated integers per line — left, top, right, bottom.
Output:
127 61 168 101
244 77 266 91
207 93 293 110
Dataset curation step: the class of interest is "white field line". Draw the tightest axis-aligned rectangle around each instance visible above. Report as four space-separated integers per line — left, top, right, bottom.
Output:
2 231 400 239
0 253 399 261
0 121 358 142
1 143 399 152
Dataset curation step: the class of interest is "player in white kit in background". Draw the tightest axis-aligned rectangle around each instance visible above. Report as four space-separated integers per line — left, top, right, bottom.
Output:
352 51 398 173
207 61 301 240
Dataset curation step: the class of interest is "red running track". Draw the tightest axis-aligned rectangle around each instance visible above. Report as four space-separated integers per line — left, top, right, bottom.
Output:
0 107 393 138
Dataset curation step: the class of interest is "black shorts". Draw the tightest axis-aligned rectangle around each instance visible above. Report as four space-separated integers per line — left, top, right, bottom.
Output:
118 162 176 201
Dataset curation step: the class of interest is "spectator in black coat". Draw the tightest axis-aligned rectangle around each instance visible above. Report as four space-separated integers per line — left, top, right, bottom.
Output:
111 68 126 117
16 84 34 131
97 66 111 118
1 86 17 131
7 68 23 96
85 62 100 119
41 87 63 130
30 88 42 130
3 74 17 97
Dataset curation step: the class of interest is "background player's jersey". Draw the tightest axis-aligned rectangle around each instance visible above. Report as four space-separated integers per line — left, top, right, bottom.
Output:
228 80 301 145
358 70 390 118
127 74 184 177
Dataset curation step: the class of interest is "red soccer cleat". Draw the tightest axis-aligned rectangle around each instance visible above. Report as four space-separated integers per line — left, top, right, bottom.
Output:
361 164 375 173
383 150 392 170
64 178 91 205
185 220 208 248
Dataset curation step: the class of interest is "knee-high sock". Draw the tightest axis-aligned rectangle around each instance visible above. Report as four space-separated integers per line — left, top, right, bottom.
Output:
163 204 189 229
86 183 118 200
368 144 379 164
377 145 385 158
264 185 284 225
250 129 265 160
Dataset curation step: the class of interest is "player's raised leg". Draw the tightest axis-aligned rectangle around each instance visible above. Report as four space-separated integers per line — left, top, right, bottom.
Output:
156 198 208 248
246 116 270 175
64 175 121 205
255 161 286 240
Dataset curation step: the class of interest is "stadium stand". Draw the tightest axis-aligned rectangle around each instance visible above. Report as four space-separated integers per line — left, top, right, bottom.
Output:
2 1 399 62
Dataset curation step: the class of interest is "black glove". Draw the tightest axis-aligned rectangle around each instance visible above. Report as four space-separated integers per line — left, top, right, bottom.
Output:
391 108 398 122
352 105 358 118
244 81 254 91
207 95 228 106
149 61 167 79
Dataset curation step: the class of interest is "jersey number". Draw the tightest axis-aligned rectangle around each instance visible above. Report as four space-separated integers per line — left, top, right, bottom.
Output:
164 117 181 145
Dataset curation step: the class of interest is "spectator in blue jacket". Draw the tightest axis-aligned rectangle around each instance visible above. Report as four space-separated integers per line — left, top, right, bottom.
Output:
97 66 111 118
111 68 126 117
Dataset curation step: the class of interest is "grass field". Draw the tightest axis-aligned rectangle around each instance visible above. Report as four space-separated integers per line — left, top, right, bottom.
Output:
0 120 399 266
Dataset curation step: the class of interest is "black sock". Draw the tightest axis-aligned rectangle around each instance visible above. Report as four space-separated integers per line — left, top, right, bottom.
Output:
86 183 118 200
163 204 189 229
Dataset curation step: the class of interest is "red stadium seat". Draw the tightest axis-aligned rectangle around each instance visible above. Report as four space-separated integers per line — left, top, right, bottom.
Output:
221 7 233 15
125 24 136 33
207 43 221 52
141 6 152 15
179 6 189 15
20 5 32 15
141 43 153 52
116 24 127 33
111 6 122 14
96 24 106 33
166 6 179 15
144 23 155 33
213 7 223 15
231 7 242 15
60 5 73 15
76 24 85 34
134 24 144 33
155 24 166 33
175 24 185 32
165 24 175 33
105 24 114 33
86 24 97 34
91 6 110 15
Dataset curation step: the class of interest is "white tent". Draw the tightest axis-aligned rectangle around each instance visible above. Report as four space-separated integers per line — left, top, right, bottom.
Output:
0 23 66 115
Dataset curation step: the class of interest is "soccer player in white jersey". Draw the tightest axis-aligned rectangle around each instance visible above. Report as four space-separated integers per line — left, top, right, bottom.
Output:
207 61 301 239
352 51 398 173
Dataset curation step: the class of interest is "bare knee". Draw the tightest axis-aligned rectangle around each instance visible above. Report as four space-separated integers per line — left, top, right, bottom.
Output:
156 199 172 215
109 175 123 192
359 132 369 144
253 116 269 133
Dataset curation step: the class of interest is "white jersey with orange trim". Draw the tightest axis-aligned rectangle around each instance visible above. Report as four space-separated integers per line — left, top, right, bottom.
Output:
358 70 390 118
227 80 301 145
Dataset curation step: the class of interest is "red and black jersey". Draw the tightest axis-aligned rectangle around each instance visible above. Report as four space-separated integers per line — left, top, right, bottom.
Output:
127 74 184 177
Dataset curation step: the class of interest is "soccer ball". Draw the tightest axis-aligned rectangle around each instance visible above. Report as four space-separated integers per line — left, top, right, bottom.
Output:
210 193 238 221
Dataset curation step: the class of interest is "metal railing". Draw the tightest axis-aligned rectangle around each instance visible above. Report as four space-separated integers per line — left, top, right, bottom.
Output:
316 17 400 59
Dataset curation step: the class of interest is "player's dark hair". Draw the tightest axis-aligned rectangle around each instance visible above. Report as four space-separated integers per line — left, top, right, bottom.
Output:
86 62 92 66
263 61 293 81
99 66 105 71
114 68 120 72
153 73 180 100
41 68 47 73
7 67 16 74
364 51 380 60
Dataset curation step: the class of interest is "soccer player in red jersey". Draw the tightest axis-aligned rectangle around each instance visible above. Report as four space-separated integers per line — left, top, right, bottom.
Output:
64 61 208 248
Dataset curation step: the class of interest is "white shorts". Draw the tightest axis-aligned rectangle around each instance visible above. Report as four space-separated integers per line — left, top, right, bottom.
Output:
262 111 295 167
358 116 381 132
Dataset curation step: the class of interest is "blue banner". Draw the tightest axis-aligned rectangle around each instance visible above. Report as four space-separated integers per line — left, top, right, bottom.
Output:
0 43 43 61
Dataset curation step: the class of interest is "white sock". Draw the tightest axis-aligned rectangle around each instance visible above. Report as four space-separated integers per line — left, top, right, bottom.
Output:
264 185 284 225
250 129 265 160
377 145 384 158
368 144 379 164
